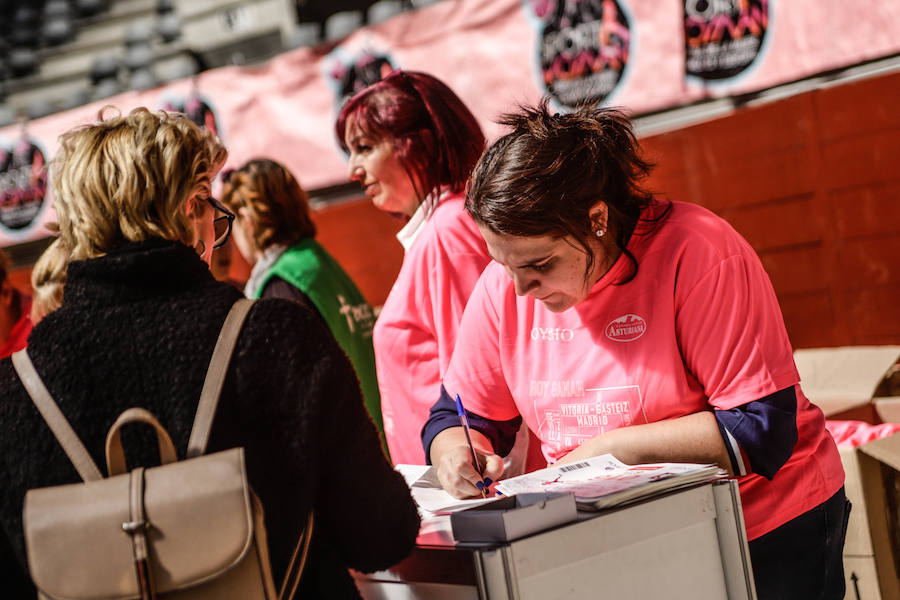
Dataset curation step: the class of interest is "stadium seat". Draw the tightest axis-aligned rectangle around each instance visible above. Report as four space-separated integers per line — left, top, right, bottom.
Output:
367 1 402 25
8 48 38 78
158 53 199 83
43 0 72 20
124 44 154 71
130 68 157 91
75 0 107 18
158 12 181 43
0 102 16 127
27 98 57 120
325 11 362 42
124 21 155 47
285 22 320 49
60 87 92 111
43 17 75 46
90 55 120 84
156 0 175 15
93 76 122 100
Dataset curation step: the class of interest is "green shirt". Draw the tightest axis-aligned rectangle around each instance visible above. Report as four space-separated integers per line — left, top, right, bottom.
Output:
253 239 387 457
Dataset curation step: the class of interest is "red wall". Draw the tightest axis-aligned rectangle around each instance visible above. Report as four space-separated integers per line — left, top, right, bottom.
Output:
641 70 900 348
311 200 405 307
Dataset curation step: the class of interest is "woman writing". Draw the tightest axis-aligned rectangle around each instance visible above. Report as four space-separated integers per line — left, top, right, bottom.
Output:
426 102 847 599
0 108 419 598
220 158 385 451
335 70 493 465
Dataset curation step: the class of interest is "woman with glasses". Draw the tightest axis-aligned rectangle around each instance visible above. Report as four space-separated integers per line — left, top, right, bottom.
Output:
335 70 535 467
206 195 236 251
220 158 385 453
0 107 419 598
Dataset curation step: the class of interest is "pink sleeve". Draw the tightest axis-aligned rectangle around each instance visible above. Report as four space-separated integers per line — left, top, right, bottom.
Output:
422 203 491 379
674 242 799 410
443 267 520 421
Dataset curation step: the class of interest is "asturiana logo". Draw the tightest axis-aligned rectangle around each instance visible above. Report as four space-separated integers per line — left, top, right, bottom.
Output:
605 314 646 342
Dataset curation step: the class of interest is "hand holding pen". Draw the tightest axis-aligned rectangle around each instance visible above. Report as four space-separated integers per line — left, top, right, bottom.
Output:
455 393 491 498
431 392 505 498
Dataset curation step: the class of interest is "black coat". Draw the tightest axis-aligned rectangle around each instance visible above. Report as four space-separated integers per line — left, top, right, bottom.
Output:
0 239 420 598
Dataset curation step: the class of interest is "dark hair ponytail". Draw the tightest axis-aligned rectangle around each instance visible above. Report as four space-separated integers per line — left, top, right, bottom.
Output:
466 99 666 283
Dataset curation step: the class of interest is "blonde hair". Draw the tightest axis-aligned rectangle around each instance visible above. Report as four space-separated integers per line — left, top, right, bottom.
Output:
30 238 69 322
51 106 228 260
220 158 316 252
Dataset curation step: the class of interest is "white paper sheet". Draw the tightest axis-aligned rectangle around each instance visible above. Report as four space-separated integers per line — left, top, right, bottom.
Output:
395 464 500 514
494 454 725 510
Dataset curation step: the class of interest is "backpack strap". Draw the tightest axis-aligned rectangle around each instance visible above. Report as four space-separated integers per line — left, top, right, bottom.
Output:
11 350 104 482
186 298 254 458
279 512 315 600
106 408 179 476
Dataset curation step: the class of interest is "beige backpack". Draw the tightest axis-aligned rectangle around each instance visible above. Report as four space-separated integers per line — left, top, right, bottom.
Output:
12 299 313 599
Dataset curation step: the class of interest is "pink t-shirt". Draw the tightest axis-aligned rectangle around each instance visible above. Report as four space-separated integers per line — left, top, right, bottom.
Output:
375 193 490 464
444 200 844 540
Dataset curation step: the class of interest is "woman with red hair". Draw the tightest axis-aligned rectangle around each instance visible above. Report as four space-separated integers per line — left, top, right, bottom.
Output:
335 71 494 465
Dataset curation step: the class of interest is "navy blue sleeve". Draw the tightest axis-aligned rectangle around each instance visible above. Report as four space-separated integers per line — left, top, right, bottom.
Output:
421 385 522 465
714 386 798 480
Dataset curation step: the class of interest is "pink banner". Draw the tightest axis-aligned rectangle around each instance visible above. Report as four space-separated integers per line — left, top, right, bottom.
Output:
2 0 898 246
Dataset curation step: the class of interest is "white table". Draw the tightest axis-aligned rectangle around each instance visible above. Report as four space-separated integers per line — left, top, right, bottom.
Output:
355 479 757 600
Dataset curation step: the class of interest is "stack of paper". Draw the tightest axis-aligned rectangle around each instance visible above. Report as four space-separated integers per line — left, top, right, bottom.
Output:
395 464 500 514
494 454 727 511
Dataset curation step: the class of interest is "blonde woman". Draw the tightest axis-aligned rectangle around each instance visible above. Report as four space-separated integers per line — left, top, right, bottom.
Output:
0 107 418 598
220 159 385 453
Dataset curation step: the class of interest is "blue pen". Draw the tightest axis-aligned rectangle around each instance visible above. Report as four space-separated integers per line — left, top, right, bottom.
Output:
455 393 489 498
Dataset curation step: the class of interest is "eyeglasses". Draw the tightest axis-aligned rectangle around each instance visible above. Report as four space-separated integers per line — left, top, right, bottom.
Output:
205 196 235 249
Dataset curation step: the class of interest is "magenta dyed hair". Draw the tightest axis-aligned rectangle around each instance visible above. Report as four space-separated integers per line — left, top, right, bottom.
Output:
335 70 486 204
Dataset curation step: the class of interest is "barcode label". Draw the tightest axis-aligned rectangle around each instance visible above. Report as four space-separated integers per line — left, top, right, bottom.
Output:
559 461 591 473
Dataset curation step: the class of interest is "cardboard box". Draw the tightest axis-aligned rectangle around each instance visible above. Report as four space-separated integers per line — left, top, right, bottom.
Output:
841 445 876 557
796 346 900 600
876 397 900 424
449 493 577 543
794 346 900 422
853 435 900 600
844 555 884 600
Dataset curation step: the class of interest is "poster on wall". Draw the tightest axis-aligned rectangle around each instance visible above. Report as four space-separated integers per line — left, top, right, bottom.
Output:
526 0 633 109
326 49 397 108
0 132 50 242
161 93 223 138
684 0 771 84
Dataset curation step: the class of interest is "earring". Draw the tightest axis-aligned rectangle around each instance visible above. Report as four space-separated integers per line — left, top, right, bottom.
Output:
595 229 605 238
195 239 206 256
